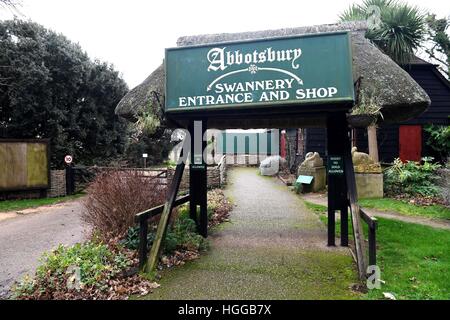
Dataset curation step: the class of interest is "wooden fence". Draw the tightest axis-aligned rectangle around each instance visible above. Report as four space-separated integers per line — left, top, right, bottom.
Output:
0 139 49 192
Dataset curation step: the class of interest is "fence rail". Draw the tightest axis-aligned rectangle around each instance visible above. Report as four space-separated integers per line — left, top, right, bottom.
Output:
66 166 169 195
360 208 378 267
344 149 378 279
135 194 191 270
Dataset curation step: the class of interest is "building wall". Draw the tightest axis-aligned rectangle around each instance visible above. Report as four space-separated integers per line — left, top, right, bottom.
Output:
304 65 450 163
216 130 279 155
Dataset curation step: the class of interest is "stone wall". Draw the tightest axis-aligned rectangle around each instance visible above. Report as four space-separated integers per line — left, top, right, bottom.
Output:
355 173 383 199
48 170 66 198
168 160 227 191
220 154 273 167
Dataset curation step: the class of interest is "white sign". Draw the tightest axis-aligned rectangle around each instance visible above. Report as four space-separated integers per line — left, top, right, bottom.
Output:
142 153 148 158
64 155 73 164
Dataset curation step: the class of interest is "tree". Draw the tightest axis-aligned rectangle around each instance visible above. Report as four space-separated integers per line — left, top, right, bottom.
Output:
423 14 450 78
123 127 173 167
340 0 426 162
0 0 21 9
340 0 426 65
0 20 129 168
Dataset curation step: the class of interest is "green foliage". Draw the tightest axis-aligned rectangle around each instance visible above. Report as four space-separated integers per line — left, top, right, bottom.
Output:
121 225 155 250
384 157 441 197
123 128 173 167
314 209 450 299
165 213 206 253
340 0 426 64
12 241 131 298
122 208 206 255
367 218 450 300
136 111 161 136
425 14 450 78
424 125 450 160
351 89 384 120
0 19 129 168
359 198 450 220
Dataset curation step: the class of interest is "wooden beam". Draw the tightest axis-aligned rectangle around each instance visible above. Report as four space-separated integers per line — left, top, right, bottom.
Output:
135 195 190 223
367 125 379 163
138 218 148 271
343 146 367 280
144 139 189 275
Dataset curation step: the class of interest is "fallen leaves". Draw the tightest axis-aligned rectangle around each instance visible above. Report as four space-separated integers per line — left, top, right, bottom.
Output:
160 250 200 269
207 189 233 228
393 194 447 207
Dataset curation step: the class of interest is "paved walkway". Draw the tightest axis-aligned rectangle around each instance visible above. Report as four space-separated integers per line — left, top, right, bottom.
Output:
301 193 450 231
144 168 360 300
0 200 86 298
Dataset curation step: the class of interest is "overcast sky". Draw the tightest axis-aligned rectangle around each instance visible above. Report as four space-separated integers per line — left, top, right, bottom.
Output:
1 0 449 88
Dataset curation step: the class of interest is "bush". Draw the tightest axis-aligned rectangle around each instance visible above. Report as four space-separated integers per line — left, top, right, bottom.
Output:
424 125 450 161
121 189 232 255
384 157 441 197
121 207 206 254
165 209 206 253
82 170 167 239
12 241 131 299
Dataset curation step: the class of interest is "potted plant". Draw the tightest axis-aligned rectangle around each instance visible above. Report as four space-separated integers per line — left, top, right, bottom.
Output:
347 90 384 128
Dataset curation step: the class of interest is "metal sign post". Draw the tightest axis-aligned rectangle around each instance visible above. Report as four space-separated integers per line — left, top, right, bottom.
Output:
142 153 148 168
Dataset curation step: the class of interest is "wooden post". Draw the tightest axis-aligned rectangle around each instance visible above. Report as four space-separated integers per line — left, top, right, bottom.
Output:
368 221 377 266
138 217 148 271
199 120 208 238
65 164 75 195
326 113 349 246
189 123 198 224
189 120 208 238
145 138 189 275
367 124 379 163
340 202 349 247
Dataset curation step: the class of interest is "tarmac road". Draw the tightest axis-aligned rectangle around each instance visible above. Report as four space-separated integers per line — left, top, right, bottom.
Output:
0 200 86 298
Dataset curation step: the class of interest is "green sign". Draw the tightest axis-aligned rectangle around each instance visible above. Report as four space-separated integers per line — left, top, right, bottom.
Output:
328 156 344 176
165 32 354 113
191 164 206 171
296 175 314 185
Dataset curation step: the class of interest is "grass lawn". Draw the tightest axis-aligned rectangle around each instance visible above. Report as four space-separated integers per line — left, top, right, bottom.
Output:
304 201 450 300
0 194 83 212
359 198 450 221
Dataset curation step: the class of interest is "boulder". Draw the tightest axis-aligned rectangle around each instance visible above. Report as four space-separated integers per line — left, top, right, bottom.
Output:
260 156 285 176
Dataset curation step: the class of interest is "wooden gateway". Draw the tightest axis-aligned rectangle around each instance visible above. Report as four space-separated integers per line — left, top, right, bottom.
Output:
115 21 430 280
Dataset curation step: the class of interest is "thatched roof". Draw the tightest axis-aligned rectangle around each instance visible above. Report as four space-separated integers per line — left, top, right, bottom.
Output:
115 21 430 127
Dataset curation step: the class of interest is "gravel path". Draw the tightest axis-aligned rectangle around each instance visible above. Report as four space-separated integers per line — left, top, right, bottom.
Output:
0 200 87 298
143 168 360 300
301 193 450 230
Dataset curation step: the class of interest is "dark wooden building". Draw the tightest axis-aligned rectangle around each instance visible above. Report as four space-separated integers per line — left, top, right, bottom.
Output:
300 57 450 163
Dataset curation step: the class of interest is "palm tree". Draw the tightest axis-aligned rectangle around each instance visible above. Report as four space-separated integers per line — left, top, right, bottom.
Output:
340 0 426 65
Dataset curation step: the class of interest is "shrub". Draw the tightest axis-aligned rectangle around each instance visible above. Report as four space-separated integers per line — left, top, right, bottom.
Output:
12 241 131 299
165 210 206 253
424 125 450 161
384 157 441 197
82 170 167 239
121 189 232 255
121 207 206 254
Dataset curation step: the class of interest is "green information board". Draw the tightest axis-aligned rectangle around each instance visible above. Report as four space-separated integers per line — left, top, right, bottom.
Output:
328 156 344 176
165 32 354 113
